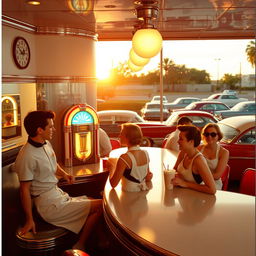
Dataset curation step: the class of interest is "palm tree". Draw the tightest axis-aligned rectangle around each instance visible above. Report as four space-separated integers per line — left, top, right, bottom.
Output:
246 40 256 67
159 58 175 90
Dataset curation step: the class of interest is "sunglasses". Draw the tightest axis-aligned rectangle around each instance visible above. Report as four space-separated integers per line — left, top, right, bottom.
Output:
203 132 217 138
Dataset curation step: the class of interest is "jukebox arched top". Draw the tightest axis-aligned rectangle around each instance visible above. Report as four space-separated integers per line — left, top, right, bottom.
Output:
64 104 99 127
63 104 99 167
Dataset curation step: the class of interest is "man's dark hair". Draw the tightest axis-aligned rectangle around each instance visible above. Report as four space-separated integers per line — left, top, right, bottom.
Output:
24 111 55 137
178 125 201 147
177 116 193 125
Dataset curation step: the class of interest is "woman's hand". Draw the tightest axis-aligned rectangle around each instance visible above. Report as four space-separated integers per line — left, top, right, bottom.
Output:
172 174 188 188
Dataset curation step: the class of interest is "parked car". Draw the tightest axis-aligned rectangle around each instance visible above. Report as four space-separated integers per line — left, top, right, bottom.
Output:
203 93 248 107
97 110 144 138
177 101 230 115
215 101 256 120
166 97 201 112
141 102 170 121
222 90 237 96
151 95 168 103
218 115 256 181
137 110 218 146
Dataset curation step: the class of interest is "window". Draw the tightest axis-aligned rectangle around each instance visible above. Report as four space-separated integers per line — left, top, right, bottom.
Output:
237 129 256 144
215 104 229 110
201 104 214 110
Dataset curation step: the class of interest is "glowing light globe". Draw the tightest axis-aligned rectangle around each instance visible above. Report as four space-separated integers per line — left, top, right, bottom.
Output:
132 28 162 58
128 59 144 72
129 48 150 66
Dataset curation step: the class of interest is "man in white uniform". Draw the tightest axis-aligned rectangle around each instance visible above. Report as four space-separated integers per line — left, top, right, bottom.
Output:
164 116 193 152
15 110 103 251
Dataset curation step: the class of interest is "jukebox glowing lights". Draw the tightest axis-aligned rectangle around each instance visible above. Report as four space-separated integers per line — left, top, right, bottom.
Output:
72 111 93 125
63 104 99 166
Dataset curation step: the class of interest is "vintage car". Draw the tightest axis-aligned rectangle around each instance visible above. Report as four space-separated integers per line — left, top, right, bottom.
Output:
137 110 218 146
98 110 144 138
166 97 201 112
175 101 230 115
218 115 256 181
215 101 256 119
151 95 168 103
141 102 170 121
203 93 248 107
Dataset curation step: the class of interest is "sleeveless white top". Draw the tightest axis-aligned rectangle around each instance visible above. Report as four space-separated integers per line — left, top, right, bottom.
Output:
177 152 204 184
120 146 150 192
201 144 223 190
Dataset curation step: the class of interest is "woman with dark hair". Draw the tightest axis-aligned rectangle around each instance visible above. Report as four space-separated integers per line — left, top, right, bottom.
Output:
198 123 229 190
109 123 153 192
172 125 216 194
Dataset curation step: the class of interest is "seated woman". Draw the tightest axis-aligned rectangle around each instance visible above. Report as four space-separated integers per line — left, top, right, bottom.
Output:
109 123 153 192
198 123 229 190
172 125 216 195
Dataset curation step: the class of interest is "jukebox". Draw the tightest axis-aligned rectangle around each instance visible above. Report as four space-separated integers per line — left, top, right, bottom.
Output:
63 104 100 166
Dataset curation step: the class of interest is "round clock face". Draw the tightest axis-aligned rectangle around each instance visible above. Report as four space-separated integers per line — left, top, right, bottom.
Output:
12 37 30 69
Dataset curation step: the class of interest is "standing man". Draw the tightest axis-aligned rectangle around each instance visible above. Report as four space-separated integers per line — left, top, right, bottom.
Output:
164 116 193 152
15 110 102 251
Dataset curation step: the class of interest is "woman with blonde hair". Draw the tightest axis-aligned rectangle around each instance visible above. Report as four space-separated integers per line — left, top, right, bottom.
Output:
109 123 153 192
198 123 229 190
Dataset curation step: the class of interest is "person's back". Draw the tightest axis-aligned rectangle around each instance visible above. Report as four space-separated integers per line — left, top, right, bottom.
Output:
99 128 112 157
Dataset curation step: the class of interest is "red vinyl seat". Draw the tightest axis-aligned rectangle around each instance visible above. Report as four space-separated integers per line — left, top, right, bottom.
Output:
239 168 256 196
221 165 230 191
110 139 121 150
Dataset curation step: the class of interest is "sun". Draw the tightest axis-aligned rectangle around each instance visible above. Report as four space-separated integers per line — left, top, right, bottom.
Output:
96 68 110 80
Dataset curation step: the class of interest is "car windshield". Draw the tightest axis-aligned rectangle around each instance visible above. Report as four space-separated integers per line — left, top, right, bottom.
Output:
146 104 168 110
218 123 240 143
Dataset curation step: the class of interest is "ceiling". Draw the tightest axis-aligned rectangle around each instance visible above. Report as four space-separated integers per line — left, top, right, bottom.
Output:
2 0 256 40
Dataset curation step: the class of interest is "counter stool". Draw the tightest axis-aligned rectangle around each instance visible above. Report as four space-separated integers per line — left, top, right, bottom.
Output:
62 249 90 256
16 220 72 255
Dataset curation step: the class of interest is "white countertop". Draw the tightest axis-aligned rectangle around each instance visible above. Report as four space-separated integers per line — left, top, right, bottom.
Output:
104 147 255 256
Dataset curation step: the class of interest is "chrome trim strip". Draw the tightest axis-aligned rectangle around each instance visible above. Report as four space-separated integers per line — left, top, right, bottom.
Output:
2 75 36 83
2 15 36 32
36 76 97 83
2 75 97 83
229 156 255 160
36 27 98 40
2 15 98 40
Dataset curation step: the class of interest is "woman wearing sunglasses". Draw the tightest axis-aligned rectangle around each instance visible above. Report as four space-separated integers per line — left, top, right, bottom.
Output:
198 123 229 190
172 125 216 194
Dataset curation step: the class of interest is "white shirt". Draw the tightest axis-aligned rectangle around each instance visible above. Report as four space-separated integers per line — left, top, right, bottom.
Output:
15 141 58 196
99 128 112 157
164 129 180 152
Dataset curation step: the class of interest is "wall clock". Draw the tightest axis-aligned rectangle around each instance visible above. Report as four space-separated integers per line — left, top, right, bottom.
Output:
12 37 30 69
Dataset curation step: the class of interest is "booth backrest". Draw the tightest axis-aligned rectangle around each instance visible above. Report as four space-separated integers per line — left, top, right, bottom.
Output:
2 163 24 255
239 168 256 196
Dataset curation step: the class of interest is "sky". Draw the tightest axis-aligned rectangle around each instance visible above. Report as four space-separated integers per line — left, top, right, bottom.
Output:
96 39 255 81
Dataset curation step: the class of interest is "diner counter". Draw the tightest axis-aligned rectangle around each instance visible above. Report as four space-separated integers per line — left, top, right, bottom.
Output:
104 147 255 256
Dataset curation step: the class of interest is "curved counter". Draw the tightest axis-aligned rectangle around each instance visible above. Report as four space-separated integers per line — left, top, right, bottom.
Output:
104 147 255 256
